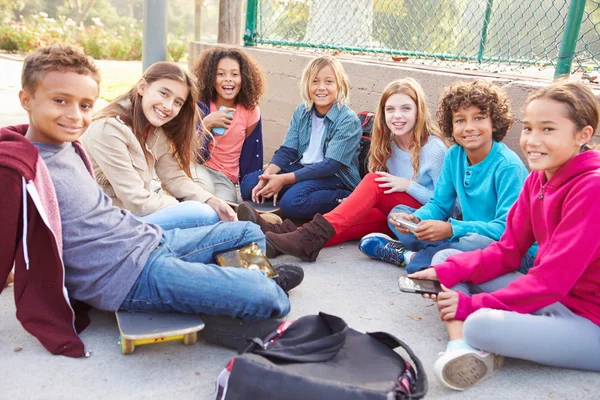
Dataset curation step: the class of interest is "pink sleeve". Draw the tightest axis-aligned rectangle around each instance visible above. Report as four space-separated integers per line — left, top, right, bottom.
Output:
453 177 600 320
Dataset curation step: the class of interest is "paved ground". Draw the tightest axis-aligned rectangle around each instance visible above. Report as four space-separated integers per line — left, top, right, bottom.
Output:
1 57 599 400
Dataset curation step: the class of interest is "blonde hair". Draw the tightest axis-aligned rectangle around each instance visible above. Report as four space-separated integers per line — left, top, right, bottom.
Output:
299 55 349 110
369 78 448 178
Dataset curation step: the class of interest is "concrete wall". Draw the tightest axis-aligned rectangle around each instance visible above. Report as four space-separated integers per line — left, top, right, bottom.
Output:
190 43 556 162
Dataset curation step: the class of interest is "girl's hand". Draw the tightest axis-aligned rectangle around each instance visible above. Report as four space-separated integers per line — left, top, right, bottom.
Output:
255 174 288 206
206 197 238 222
408 268 439 300
374 171 410 194
437 285 459 321
202 107 235 131
414 220 453 242
389 212 420 234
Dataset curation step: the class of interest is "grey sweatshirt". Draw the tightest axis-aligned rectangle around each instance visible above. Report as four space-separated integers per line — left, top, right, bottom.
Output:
34 142 162 311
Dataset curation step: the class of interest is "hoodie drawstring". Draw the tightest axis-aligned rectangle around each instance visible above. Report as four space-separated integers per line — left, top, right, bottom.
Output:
22 177 30 270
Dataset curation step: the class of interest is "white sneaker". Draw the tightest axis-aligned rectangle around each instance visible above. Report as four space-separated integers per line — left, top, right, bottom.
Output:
434 348 503 391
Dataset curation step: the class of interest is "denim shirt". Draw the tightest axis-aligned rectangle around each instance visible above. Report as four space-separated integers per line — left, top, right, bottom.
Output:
280 103 362 189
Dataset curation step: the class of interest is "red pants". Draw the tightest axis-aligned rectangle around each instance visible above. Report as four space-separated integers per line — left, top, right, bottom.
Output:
324 173 422 246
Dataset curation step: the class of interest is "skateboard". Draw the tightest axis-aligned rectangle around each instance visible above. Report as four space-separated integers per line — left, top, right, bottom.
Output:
115 311 205 355
227 200 282 218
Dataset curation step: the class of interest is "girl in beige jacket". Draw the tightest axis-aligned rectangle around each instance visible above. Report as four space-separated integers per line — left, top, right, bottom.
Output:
82 62 236 229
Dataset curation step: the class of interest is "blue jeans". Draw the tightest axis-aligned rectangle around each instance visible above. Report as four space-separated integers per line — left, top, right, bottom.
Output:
137 201 219 230
240 162 351 219
389 204 535 274
119 221 290 322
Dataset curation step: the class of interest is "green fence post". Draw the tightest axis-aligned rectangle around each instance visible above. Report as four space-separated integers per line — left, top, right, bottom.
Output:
244 0 258 46
477 0 494 63
555 0 587 79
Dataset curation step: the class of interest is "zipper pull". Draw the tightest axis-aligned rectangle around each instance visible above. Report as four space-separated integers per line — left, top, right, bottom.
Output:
539 185 545 200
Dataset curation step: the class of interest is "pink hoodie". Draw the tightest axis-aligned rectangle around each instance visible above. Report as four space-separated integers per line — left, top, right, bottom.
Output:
435 150 600 325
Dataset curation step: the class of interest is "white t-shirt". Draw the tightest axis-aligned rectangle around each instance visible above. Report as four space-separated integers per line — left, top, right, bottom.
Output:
300 112 326 166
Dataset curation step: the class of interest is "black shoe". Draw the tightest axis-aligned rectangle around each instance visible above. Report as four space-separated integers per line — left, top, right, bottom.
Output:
273 264 304 293
200 314 285 352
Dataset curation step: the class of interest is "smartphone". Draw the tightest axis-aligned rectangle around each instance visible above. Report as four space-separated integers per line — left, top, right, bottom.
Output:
397 276 442 295
212 106 234 136
395 218 418 233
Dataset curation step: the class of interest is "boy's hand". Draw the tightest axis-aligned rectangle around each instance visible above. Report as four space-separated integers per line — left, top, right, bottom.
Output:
206 197 238 222
437 285 459 321
203 107 235 131
256 174 293 206
374 172 410 194
408 268 439 301
414 220 452 242
389 212 420 233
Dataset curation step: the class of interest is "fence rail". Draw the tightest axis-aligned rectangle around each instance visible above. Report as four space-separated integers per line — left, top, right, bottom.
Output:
244 0 600 79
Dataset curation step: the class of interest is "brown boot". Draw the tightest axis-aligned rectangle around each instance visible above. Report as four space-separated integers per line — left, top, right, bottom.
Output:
265 214 335 262
237 201 296 235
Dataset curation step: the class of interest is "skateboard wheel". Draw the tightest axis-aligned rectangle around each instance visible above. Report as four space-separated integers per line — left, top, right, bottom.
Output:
121 338 135 354
183 332 197 345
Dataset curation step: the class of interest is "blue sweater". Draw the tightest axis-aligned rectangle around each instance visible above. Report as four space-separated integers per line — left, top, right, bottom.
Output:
414 141 529 241
273 103 362 189
386 136 447 205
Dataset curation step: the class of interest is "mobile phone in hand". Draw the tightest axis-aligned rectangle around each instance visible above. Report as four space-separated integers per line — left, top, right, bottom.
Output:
395 217 418 233
212 106 234 136
397 276 442 295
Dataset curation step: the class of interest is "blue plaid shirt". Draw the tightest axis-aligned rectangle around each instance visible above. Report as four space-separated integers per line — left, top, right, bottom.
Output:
280 103 362 189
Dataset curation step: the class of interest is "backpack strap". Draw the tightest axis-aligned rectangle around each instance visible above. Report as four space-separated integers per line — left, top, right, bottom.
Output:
368 331 428 399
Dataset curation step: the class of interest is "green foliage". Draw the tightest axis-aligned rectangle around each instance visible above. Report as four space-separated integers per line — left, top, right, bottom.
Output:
167 38 187 63
0 13 143 60
267 0 309 42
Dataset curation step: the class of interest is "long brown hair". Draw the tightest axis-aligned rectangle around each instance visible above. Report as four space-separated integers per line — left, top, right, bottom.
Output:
94 61 203 177
526 81 599 150
369 78 447 178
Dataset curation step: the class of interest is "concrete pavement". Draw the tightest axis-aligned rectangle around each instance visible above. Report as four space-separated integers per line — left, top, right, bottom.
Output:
1 57 598 400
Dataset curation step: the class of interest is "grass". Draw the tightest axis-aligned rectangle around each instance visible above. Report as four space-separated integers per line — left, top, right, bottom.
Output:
98 63 142 102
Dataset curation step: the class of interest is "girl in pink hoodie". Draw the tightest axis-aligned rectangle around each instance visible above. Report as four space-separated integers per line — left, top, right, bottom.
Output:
409 81 600 390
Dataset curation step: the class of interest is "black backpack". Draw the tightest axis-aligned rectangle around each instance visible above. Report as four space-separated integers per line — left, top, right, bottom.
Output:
215 313 427 400
357 111 375 178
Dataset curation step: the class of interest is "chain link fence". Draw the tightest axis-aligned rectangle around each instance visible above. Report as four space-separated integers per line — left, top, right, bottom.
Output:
245 0 600 77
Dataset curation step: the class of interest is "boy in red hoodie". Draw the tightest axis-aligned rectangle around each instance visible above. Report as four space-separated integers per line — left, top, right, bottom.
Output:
409 82 600 390
0 44 303 357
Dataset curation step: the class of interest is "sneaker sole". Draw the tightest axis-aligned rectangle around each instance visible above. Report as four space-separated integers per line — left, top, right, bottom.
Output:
442 353 504 390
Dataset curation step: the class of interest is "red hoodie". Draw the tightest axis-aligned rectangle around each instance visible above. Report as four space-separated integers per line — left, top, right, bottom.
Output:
0 125 91 357
435 150 600 325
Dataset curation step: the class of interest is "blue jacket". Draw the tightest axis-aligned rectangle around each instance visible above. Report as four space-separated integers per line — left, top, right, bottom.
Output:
196 101 263 183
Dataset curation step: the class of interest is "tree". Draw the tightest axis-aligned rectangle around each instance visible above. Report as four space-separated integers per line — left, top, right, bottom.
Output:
304 0 373 47
63 0 98 26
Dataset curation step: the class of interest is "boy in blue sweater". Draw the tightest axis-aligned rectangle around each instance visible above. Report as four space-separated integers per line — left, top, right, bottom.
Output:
360 80 536 273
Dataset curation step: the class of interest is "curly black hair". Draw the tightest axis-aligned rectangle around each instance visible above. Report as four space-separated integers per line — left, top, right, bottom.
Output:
191 46 265 109
437 80 513 142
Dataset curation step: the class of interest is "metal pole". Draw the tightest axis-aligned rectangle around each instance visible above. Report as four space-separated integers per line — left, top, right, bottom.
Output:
554 0 587 80
244 0 258 46
143 0 168 72
477 0 493 63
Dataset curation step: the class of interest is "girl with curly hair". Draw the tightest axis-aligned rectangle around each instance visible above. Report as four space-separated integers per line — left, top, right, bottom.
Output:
254 78 449 261
191 46 266 203
82 62 236 230
361 80 537 273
